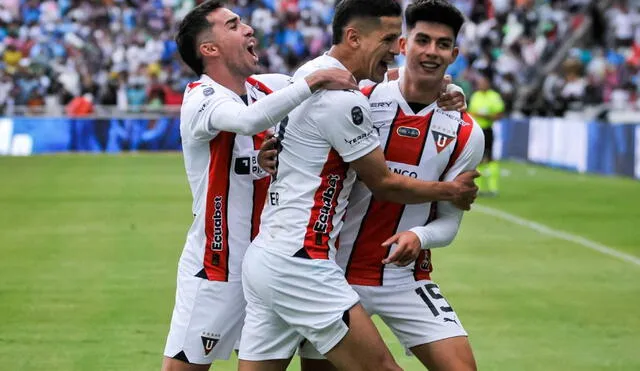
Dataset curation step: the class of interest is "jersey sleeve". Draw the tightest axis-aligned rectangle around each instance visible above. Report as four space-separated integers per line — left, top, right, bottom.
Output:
182 79 312 141
409 122 485 249
313 90 380 163
250 73 293 91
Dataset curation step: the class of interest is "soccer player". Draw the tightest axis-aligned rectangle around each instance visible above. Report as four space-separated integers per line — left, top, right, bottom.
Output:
295 1 483 370
161 1 359 370
468 74 505 196
238 1 479 370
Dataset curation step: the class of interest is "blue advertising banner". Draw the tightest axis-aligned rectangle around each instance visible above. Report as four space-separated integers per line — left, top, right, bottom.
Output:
1 115 638 180
0 117 181 155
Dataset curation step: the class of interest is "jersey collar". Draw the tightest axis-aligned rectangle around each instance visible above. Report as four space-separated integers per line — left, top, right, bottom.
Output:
391 78 437 116
199 74 245 103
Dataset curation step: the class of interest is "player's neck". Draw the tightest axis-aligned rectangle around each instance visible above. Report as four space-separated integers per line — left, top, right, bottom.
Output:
327 45 364 82
399 74 439 105
204 64 246 96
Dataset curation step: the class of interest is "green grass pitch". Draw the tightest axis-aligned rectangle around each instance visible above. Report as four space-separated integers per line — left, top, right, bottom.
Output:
0 154 638 370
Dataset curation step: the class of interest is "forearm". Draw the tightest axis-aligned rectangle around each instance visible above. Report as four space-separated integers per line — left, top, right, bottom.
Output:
209 79 311 136
409 203 463 248
372 174 456 204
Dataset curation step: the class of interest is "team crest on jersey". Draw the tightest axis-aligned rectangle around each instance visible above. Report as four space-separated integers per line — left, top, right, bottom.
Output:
201 333 220 355
203 87 215 96
431 131 455 153
351 106 363 125
431 125 456 153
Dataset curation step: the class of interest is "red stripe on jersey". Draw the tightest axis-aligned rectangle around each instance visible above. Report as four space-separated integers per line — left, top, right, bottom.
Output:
384 108 433 165
251 133 270 240
414 113 475 282
187 82 202 91
302 149 349 259
345 200 405 286
245 77 274 240
246 76 274 94
344 109 432 286
360 84 379 98
203 132 236 281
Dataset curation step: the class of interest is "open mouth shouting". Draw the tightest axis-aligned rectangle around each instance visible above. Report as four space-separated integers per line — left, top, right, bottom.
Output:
246 39 258 62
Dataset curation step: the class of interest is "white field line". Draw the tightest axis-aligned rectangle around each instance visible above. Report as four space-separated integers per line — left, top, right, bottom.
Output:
473 204 640 267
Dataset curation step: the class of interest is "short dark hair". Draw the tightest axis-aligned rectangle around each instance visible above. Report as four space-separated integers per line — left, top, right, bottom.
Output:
332 0 402 45
405 0 465 40
175 0 223 76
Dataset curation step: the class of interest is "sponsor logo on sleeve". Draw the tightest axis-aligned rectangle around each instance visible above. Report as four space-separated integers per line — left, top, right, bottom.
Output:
203 87 215 96
344 129 374 146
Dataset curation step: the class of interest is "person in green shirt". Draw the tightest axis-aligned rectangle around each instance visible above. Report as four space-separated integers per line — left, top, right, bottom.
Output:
468 74 504 196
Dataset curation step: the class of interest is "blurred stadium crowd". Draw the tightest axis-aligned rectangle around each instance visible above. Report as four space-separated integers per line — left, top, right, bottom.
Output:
0 0 639 116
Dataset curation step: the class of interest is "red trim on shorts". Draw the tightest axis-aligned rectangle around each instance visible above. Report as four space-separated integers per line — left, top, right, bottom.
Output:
302 149 349 259
414 113 475 281
203 132 235 281
344 109 433 286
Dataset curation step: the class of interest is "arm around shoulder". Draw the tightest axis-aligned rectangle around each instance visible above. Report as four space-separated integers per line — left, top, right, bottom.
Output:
185 79 312 140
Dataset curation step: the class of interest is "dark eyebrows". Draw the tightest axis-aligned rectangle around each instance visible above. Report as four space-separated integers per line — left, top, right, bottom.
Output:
224 16 239 27
414 31 453 44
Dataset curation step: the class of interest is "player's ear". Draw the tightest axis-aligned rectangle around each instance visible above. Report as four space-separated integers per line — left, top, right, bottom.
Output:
344 26 360 49
399 36 407 56
452 46 459 61
199 42 219 57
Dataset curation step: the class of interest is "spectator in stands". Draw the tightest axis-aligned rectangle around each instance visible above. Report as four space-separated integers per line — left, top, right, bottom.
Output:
468 74 505 197
559 58 587 111
0 0 633 116
0 71 14 115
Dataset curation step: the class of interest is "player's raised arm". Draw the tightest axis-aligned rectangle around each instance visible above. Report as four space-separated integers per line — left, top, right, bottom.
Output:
186 68 357 140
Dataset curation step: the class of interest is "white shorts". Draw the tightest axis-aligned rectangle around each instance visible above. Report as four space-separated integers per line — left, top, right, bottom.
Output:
163 272 246 364
239 245 359 361
299 280 467 359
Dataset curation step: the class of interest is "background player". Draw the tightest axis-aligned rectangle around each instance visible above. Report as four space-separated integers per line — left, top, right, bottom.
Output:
162 1 358 371
294 1 483 370
468 74 505 197
239 1 479 370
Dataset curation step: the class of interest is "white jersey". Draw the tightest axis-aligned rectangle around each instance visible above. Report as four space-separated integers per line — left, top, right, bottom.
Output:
179 73 291 282
252 54 380 260
335 79 484 287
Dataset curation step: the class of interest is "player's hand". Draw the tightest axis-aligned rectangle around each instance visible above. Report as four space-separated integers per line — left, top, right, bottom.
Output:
381 231 422 267
258 133 278 175
305 68 358 92
437 75 467 112
450 170 480 210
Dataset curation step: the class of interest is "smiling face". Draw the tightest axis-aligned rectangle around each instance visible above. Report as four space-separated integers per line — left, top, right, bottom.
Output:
355 16 403 82
401 21 459 86
200 7 259 78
